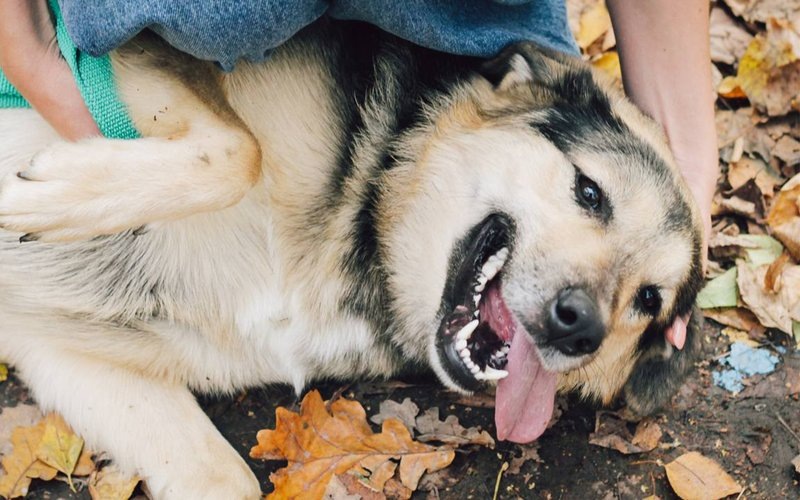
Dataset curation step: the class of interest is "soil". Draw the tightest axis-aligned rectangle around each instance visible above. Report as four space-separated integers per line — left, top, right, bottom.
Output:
1 319 798 499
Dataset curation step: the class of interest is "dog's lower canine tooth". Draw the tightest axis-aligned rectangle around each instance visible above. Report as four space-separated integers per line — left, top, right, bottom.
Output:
456 338 467 351
456 319 479 340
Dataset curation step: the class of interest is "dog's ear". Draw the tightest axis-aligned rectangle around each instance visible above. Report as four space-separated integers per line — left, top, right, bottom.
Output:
623 307 704 415
479 42 572 91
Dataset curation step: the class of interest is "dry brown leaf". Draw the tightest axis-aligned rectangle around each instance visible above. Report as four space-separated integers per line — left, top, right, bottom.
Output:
710 7 754 65
737 261 800 333
0 405 42 456
793 454 800 474
664 451 742 500
773 134 800 166
630 420 663 452
716 108 775 163
589 412 650 455
736 19 800 116
724 0 800 24
703 308 767 338
718 76 747 99
369 398 419 434
250 391 455 499
0 420 58 499
414 408 495 448
764 251 792 292
88 464 140 500
726 157 784 197
767 174 800 259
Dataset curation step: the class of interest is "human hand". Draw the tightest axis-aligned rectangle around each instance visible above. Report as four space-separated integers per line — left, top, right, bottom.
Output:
0 0 99 140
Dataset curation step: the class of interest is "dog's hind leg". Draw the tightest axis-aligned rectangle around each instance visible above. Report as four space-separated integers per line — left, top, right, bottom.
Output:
0 37 262 242
10 342 261 499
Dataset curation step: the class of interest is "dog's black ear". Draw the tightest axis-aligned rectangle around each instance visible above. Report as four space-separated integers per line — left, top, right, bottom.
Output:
623 308 704 415
479 42 573 90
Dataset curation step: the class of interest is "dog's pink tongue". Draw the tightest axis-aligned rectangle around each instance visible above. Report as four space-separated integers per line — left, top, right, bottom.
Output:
495 332 557 443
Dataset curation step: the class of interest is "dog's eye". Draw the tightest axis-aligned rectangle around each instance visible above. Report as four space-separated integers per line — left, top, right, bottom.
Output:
575 174 602 212
636 286 662 315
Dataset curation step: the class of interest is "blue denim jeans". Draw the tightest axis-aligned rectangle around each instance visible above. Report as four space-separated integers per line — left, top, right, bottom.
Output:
59 0 579 71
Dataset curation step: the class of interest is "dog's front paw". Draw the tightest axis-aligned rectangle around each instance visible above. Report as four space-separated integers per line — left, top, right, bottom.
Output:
0 144 143 241
147 450 262 500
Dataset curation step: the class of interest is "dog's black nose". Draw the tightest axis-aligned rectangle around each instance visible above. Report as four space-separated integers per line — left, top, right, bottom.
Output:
546 287 604 356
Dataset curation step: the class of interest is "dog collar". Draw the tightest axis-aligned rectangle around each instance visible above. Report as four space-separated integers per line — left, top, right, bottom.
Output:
0 0 139 139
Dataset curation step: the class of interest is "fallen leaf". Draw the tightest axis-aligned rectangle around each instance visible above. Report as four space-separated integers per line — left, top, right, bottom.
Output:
793 454 800 474
720 327 760 347
0 364 7 383
717 76 747 99
764 251 792 292
575 0 611 50
726 157 784 197
591 51 621 83
506 444 542 476
88 464 140 500
703 307 766 336
664 451 742 500
767 174 800 260
737 261 800 333
773 134 800 166
746 432 772 465
0 405 43 456
589 412 647 455
250 391 455 499
322 474 366 500
697 268 739 309
414 408 494 448
710 7 754 65
630 420 663 452
35 414 85 490
736 19 800 116
0 420 58 499
369 398 419 434
724 0 800 24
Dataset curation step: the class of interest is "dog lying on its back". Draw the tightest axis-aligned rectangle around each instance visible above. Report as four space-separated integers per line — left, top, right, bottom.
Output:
0 21 703 498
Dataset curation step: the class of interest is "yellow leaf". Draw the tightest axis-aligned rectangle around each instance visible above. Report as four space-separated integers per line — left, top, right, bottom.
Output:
664 451 742 500
250 391 455 500
576 1 611 50
0 364 7 383
736 19 800 116
717 76 747 99
592 51 621 82
0 421 58 499
88 465 140 500
35 413 84 491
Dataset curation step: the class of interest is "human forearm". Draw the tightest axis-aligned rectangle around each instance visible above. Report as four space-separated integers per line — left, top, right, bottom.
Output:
0 0 98 140
606 0 718 219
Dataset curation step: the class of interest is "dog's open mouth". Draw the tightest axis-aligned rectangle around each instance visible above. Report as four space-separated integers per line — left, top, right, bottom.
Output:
437 214 557 444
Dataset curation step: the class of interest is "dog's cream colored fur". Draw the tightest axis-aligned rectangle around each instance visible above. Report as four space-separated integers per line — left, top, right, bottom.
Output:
0 28 702 498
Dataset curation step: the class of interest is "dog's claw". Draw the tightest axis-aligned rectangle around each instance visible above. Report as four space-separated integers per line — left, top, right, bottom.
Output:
19 233 38 243
132 225 149 237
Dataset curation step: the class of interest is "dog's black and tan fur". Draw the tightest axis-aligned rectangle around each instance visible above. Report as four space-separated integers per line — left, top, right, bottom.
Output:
0 21 703 498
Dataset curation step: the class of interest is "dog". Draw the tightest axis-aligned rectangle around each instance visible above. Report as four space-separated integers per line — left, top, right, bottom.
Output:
0 20 704 498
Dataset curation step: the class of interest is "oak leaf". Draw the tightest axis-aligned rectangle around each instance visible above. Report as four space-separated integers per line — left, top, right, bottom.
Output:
88 464 140 500
414 408 495 448
664 451 742 500
250 391 455 499
767 174 800 260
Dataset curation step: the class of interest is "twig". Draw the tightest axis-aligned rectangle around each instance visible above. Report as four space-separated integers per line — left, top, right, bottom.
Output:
775 413 800 445
736 485 747 500
492 461 509 500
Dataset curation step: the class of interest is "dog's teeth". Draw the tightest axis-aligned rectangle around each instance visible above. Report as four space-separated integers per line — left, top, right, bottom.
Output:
456 319 479 340
481 260 503 281
501 344 510 354
475 274 488 293
482 367 509 380
470 365 480 374
473 310 480 318
495 247 509 262
459 348 470 359
473 294 482 306
456 338 467 351
474 371 486 380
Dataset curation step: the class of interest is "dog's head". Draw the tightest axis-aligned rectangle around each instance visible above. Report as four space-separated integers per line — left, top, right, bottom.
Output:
381 43 704 443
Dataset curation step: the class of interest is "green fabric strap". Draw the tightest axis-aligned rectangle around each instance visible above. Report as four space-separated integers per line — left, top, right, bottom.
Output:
0 0 139 138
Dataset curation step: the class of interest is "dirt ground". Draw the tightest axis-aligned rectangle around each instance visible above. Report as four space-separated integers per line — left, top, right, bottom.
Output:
1 318 798 499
